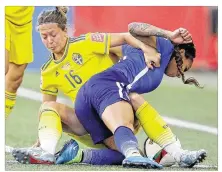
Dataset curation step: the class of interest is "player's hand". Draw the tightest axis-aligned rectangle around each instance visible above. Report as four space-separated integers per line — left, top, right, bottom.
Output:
169 28 193 44
31 139 41 148
144 52 161 69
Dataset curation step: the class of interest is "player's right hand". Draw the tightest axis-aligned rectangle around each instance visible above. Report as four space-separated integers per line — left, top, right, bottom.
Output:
170 28 193 44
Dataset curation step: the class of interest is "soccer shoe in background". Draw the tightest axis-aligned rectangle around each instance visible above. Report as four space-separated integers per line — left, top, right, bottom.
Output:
12 147 54 164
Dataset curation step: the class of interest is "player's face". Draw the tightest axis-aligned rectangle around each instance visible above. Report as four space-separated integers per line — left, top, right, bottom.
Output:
39 23 68 54
165 49 193 77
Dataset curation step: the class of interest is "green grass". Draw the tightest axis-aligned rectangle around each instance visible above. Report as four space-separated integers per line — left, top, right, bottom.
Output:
5 71 218 171
143 83 217 127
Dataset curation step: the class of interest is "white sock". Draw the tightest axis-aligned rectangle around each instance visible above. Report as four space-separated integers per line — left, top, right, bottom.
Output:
125 148 141 158
164 141 185 162
39 128 61 155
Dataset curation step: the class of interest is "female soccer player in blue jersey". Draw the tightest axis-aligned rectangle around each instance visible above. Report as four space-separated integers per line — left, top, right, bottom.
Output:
54 31 206 169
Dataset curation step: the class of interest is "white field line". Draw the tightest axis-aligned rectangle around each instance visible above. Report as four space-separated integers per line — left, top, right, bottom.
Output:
163 116 217 135
17 87 217 135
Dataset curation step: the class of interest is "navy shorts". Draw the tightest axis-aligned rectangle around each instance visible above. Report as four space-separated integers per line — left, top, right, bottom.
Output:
75 71 130 144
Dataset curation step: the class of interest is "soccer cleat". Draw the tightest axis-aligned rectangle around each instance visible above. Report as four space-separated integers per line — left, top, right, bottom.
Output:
122 156 163 169
55 139 83 164
12 147 55 164
178 149 207 168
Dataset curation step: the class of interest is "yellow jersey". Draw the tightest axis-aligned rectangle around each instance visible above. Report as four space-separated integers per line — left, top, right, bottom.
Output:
5 6 34 25
41 33 114 102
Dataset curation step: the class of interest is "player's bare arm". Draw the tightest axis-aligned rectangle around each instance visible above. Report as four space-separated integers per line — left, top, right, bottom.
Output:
128 22 171 38
128 22 193 44
110 33 160 68
110 44 160 70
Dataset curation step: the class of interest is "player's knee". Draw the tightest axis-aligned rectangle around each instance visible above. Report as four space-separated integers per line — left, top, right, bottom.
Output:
129 93 145 111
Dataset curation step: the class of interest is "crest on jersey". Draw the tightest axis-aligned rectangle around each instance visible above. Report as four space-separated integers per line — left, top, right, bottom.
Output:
72 53 83 65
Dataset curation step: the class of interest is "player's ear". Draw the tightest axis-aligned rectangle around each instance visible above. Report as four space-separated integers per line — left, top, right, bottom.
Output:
64 27 68 33
63 27 68 37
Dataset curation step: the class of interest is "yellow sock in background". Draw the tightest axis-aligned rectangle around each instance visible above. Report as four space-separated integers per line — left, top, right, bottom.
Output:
136 101 176 147
5 91 16 119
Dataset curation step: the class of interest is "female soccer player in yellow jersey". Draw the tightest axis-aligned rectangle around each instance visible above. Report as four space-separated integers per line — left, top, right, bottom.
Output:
5 7 35 118
12 6 198 167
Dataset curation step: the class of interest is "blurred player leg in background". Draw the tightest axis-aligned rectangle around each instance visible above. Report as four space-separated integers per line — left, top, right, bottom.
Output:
5 7 34 118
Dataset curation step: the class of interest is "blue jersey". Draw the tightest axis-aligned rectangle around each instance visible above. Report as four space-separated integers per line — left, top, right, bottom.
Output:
110 37 174 94
75 37 175 140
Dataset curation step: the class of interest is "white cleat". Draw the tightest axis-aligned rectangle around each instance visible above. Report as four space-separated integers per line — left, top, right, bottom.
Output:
179 149 207 168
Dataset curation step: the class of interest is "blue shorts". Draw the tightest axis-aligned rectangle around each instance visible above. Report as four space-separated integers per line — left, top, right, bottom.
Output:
75 71 130 144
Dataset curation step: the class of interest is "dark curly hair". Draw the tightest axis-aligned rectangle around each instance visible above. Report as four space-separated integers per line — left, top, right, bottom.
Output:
172 43 203 88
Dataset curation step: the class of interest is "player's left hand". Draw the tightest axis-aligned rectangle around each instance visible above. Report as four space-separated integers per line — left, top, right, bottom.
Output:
143 52 161 69
170 28 193 44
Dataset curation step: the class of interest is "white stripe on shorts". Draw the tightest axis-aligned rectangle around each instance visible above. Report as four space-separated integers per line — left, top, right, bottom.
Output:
126 67 149 90
116 82 123 99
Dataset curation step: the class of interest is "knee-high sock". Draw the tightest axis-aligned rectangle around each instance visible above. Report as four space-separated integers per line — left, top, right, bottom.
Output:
114 126 141 158
5 91 16 118
82 148 124 165
136 102 176 148
38 108 62 155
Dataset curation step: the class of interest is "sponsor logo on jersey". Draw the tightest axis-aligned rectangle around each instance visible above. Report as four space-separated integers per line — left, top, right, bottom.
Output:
91 33 104 42
72 53 83 65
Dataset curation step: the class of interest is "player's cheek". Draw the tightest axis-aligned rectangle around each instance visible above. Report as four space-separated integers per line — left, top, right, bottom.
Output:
41 39 48 47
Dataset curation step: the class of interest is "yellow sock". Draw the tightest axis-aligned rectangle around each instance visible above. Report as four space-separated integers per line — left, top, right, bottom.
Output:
38 107 62 154
5 91 16 119
136 101 176 147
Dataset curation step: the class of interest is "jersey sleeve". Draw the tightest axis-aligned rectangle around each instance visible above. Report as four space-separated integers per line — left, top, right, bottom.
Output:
122 44 142 56
40 75 58 96
156 37 174 55
85 33 111 55
122 44 134 56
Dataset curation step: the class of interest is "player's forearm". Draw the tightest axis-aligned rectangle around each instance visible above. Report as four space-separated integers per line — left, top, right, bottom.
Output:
110 33 151 53
128 22 173 39
123 33 150 53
